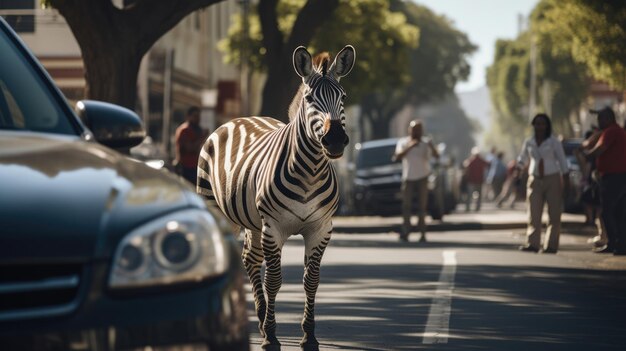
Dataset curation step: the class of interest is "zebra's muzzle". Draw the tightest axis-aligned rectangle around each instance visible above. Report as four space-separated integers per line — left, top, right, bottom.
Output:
321 120 349 158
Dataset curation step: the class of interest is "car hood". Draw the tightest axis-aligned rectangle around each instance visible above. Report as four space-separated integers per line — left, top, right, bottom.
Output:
355 164 403 185
0 132 203 263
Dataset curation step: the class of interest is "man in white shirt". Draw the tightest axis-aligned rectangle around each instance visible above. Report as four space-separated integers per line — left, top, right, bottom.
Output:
393 120 439 242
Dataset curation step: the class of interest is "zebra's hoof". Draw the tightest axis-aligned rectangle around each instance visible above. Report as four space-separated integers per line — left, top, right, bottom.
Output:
261 338 281 351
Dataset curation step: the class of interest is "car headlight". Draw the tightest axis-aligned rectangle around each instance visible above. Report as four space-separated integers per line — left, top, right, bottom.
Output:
109 209 229 289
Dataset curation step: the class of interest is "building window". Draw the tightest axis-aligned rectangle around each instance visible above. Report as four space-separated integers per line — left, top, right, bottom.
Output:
0 0 35 33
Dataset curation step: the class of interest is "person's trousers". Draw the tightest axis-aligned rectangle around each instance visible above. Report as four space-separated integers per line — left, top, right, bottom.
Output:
181 166 197 185
600 172 626 252
526 173 562 250
466 183 483 211
401 177 428 237
492 177 505 199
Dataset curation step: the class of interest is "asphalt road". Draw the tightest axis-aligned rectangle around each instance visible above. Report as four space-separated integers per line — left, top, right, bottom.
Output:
247 229 626 351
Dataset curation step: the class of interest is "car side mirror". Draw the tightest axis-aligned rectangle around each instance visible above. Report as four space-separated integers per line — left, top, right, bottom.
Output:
76 100 145 151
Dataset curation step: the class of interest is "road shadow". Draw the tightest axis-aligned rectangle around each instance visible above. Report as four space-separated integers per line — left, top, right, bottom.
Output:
247 262 626 350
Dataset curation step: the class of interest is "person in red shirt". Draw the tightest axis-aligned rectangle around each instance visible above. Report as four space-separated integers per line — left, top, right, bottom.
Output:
585 107 626 255
175 106 208 185
463 148 490 212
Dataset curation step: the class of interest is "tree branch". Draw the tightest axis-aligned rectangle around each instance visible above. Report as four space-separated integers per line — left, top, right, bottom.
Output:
285 0 339 52
129 0 226 54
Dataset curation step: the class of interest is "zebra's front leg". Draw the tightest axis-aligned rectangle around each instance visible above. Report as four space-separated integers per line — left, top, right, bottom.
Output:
242 229 266 337
300 228 332 351
261 227 284 350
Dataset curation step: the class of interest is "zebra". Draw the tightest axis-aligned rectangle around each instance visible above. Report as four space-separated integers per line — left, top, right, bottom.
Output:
197 45 355 351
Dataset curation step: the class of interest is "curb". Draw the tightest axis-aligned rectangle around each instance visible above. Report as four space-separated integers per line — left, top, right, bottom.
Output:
332 221 585 234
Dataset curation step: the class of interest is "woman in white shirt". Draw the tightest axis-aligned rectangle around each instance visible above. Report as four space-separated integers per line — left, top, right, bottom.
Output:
517 113 570 253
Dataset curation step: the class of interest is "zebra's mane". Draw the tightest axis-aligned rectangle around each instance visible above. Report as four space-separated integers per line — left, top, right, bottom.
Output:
288 52 332 121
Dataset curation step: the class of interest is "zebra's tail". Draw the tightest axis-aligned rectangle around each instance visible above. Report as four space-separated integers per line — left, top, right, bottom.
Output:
196 145 218 209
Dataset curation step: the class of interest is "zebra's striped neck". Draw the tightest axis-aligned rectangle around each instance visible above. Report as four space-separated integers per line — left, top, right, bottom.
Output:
283 101 329 181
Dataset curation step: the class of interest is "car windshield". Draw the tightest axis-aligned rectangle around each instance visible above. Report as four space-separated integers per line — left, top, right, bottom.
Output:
356 144 398 169
0 28 76 135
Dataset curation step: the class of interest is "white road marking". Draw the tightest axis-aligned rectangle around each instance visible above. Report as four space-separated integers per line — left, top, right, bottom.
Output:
423 250 457 344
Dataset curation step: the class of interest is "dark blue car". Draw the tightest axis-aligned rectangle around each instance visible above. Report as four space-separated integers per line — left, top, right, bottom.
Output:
0 17 249 350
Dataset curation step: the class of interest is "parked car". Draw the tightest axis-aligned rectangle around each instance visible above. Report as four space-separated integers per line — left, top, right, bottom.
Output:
0 17 248 351
351 138 460 219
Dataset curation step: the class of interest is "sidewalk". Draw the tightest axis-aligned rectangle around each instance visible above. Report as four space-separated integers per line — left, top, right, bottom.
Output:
333 202 588 233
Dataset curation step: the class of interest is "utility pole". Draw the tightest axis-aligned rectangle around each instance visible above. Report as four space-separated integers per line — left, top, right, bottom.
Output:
528 31 537 121
239 0 250 117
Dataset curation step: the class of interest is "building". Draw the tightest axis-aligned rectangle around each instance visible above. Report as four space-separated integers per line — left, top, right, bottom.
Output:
0 0 244 161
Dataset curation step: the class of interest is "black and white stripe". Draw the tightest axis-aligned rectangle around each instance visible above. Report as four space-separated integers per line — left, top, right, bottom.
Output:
197 45 355 351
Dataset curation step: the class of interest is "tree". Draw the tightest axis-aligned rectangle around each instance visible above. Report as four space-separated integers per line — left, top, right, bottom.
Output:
360 1 476 139
535 0 626 90
221 0 476 140
220 0 418 123
486 7 589 141
45 0 225 110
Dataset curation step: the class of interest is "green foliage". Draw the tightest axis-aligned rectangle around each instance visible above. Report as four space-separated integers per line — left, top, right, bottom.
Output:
487 4 590 139
360 0 477 139
486 38 530 127
397 1 476 106
220 0 477 140
534 0 626 89
219 0 419 103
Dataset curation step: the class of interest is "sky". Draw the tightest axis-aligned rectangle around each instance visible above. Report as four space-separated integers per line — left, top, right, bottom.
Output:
414 0 539 93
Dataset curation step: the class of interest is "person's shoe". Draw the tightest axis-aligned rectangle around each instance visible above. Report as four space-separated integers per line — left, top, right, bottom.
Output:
541 248 558 254
593 245 614 254
519 245 539 253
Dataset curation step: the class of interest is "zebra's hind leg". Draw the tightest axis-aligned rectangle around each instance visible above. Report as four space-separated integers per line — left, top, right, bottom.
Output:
300 228 332 351
242 229 267 338
261 227 283 351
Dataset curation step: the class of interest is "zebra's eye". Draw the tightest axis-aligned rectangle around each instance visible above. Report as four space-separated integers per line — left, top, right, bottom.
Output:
305 95 314 103
341 95 346 101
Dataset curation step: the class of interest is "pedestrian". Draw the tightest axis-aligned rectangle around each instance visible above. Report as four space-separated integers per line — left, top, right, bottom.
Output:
584 107 626 255
517 113 569 254
486 152 507 200
462 147 489 212
577 128 606 249
392 119 439 242
496 159 520 209
174 106 208 185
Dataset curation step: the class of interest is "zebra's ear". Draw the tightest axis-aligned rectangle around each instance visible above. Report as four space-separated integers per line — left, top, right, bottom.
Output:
330 45 356 79
293 46 313 79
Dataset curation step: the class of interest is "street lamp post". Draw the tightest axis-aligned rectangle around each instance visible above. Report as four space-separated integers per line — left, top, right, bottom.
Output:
239 0 251 117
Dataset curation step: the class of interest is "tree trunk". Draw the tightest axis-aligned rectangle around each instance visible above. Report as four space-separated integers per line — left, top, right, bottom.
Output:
258 0 339 122
82 44 142 109
50 0 224 110
259 61 301 119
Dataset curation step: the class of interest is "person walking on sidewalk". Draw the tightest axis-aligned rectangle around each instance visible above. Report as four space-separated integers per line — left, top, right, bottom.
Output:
517 113 569 254
496 159 522 209
174 106 208 185
463 148 489 212
393 120 439 242
487 152 507 200
584 107 626 255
